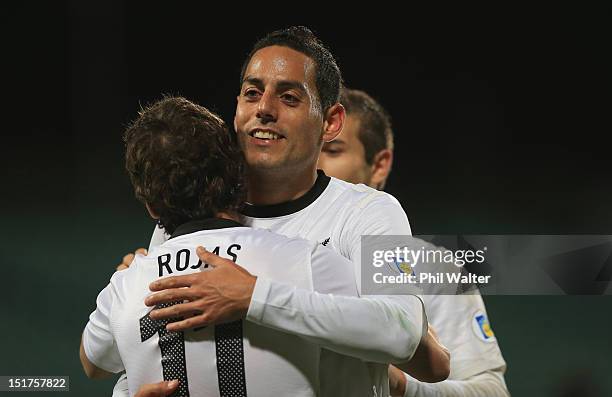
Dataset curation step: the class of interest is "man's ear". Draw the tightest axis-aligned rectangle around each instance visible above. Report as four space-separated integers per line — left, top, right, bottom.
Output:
369 149 394 190
322 103 345 143
145 203 159 219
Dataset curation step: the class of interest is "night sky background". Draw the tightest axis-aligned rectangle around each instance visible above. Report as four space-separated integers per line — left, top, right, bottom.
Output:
2 2 611 395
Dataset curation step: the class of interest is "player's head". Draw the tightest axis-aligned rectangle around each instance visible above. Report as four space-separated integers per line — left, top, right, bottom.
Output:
235 26 345 175
318 87 394 189
124 96 246 234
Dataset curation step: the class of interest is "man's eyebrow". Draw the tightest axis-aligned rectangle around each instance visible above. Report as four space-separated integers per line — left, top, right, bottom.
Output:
325 139 346 145
243 76 307 93
276 80 307 94
242 77 263 87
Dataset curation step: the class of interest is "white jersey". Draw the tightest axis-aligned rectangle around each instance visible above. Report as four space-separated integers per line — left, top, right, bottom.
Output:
147 171 507 396
241 172 425 397
84 218 359 397
148 172 426 397
239 172 506 396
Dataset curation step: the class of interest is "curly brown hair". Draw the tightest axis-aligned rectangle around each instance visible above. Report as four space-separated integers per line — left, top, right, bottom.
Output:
124 96 246 234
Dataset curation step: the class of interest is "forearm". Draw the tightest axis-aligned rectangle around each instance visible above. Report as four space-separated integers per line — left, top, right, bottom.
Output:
395 327 450 383
402 369 509 397
246 278 424 363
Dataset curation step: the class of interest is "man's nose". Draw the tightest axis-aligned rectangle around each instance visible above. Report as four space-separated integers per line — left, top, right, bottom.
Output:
256 91 277 123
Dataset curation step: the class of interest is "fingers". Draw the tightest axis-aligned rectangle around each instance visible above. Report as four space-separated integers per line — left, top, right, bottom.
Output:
145 288 201 307
116 253 135 272
134 379 179 397
149 302 203 321
116 248 147 272
123 253 135 265
149 274 195 292
166 312 209 332
196 246 252 276
196 246 233 268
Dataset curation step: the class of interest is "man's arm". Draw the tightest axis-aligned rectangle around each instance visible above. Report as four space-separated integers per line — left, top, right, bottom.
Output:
80 273 125 380
79 335 113 379
246 278 426 364
395 325 450 383
398 294 510 396
353 195 509 395
344 193 452 380
145 246 432 367
400 368 510 397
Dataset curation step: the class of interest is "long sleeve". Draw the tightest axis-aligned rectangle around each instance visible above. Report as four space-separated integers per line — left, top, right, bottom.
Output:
82 277 124 374
247 277 425 364
402 293 509 396
403 368 510 397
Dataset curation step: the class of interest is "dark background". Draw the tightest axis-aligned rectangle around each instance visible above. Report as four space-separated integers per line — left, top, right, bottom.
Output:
2 2 611 396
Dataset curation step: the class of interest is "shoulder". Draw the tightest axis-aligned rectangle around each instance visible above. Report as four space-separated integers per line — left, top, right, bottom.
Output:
327 178 411 235
327 177 403 211
107 253 150 295
216 226 317 259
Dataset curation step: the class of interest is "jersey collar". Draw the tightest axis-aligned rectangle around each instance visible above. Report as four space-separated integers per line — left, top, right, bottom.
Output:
170 218 244 240
241 169 331 218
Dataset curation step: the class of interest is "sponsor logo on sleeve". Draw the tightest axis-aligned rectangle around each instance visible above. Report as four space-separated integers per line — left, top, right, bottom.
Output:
472 310 496 342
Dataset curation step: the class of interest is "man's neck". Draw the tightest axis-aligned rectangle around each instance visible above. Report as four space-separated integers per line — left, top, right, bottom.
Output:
215 211 242 223
246 167 318 206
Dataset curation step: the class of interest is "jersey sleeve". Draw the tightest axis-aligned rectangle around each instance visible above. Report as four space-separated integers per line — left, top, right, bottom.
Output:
425 294 507 380
351 194 509 395
399 295 509 396
345 192 412 260
82 274 125 373
246 244 424 363
403 368 510 397
339 192 427 359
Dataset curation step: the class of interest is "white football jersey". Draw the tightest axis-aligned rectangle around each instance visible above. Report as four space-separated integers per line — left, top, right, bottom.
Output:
241 171 424 397
240 173 508 396
84 218 359 397
147 171 507 396
150 171 426 397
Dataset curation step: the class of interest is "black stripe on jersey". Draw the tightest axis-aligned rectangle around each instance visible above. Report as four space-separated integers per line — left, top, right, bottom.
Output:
140 302 190 396
170 218 244 240
215 320 247 397
241 169 331 218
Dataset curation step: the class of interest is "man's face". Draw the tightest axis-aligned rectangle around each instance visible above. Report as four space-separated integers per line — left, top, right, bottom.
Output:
318 114 372 185
235 45 325 173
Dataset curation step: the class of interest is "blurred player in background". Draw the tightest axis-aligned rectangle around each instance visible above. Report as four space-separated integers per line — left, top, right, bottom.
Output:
318 87 510 397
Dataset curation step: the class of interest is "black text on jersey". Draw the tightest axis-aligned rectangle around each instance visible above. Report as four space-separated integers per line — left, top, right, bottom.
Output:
157 244 242 276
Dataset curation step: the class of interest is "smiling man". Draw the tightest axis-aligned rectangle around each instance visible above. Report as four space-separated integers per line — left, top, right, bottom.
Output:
116 27 451 397
81 96 387 397
234 43 344 205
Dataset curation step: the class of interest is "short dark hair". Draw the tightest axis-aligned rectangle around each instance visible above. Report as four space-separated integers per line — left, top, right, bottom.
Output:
124 96 246 235
340 87 394 164
240 26 343 112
